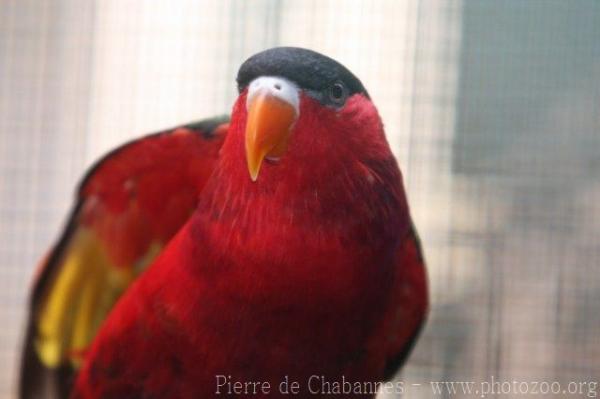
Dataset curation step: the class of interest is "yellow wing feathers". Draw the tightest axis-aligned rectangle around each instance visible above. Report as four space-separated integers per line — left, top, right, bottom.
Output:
34 229 145 369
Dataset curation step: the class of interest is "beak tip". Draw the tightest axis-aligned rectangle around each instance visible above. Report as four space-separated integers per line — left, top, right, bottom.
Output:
248 164 260 182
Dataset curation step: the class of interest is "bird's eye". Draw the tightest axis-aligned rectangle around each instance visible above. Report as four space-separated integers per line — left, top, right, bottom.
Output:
328 82 347 105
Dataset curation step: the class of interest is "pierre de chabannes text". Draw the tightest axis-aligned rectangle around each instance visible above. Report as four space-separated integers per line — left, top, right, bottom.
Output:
215 375 403 396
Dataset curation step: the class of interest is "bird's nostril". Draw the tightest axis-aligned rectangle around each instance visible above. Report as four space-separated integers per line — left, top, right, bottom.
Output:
274 84 281 90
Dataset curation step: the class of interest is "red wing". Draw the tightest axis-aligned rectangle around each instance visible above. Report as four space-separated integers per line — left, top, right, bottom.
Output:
19 116 228 399
371 221 428 380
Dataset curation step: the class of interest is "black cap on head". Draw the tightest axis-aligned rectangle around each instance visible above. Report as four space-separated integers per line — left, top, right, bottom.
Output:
237 47 369 105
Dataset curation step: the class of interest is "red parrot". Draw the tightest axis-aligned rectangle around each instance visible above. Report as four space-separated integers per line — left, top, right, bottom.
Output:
20 47 427 399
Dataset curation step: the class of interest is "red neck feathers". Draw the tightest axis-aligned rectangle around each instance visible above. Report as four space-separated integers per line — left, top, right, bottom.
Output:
190 92 410 298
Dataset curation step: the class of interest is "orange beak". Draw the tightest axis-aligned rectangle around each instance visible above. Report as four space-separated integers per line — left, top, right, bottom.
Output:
245 92 297 181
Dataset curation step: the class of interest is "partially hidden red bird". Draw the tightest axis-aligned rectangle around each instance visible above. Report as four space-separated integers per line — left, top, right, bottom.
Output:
20 47 428 398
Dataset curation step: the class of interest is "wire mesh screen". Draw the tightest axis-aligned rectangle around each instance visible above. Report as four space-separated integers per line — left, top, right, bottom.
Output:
1 1 599 398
